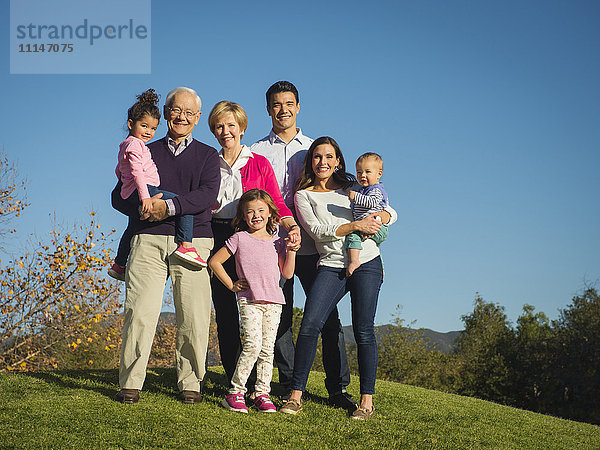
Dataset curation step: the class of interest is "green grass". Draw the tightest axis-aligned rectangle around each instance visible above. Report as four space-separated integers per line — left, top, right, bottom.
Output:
0 368 598 449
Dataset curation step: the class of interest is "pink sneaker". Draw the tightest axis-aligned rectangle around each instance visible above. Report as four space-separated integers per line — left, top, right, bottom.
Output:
174 245 207 268
254 394 277 413
108 263 125 281
222 394 248 413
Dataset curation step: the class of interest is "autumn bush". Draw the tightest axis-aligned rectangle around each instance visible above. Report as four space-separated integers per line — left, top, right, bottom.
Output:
0 214 123 371
0 152 123 371
0 152 28 240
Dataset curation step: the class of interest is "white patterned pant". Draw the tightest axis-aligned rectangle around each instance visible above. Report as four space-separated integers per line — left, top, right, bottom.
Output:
230 299 282 395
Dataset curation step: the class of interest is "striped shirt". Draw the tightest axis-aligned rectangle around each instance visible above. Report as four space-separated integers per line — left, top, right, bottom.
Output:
351 183 389 220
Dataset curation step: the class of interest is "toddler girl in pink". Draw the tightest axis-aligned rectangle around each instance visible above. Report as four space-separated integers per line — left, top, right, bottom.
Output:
209 189 297 413
108 89 205 281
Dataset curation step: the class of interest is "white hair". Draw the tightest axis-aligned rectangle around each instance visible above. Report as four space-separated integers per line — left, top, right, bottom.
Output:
165 87 202 110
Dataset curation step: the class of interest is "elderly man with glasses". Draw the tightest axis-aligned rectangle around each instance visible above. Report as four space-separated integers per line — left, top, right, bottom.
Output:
111 86 220 404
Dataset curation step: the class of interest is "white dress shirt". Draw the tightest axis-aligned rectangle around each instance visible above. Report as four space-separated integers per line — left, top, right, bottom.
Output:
164 134 194 216
212 145 253 219
251 129 316 255
250 128 313 209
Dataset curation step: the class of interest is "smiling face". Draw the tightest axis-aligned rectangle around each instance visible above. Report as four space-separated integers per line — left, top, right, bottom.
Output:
243 198 271 232
128 114 159 143
356 157 383 187
212 112 243 151
164 91 201 141
268 91 300 134
311 144 340 182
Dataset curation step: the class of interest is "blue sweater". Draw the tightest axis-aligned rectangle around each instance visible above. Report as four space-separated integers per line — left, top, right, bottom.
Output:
111 137 220 239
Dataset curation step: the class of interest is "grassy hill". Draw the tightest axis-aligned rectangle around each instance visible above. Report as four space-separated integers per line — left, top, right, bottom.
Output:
1 368 598 448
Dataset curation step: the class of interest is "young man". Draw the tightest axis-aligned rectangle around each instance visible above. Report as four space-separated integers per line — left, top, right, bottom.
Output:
250 81 357 411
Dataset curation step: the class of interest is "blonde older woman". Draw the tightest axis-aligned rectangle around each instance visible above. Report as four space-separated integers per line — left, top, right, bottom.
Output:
208 101 300 386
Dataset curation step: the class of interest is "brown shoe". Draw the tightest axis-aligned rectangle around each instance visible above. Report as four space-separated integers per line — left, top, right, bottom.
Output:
115 389 139 404
279 399 303 415
180 390 202 404
351 405 374 420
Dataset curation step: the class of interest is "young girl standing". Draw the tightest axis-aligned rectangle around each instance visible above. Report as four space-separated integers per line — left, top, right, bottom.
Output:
109 89 206 281
209 189 297 413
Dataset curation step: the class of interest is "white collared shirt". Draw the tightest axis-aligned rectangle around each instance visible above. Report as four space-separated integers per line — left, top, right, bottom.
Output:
163 134 194 216
250 128 313 209
167 134 194 156
212 145 253 219
251 128 316 255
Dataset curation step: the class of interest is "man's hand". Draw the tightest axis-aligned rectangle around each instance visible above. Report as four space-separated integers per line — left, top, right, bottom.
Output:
287 226 301 245
285 237 301 252
280 218 301 245
139 193 166 221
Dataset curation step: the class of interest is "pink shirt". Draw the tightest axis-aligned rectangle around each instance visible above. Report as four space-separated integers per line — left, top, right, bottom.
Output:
212 148 293 219
116 136 160 200
226 231 286 304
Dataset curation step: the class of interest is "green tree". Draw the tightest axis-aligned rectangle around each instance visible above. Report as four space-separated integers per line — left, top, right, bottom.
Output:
454 294 514 404
511 304 553 412
375 306 457 391
550 288 600 424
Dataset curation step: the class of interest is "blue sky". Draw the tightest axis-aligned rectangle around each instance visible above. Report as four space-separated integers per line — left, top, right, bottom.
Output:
2 0 599 332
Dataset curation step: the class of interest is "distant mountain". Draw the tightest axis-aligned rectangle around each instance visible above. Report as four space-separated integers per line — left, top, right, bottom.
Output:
159 312 460 355
342 325 460 354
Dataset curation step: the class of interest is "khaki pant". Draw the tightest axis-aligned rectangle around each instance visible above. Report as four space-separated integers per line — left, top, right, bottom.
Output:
119 234 213 392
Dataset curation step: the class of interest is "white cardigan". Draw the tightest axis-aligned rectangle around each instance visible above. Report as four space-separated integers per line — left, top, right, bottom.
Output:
294 185 396 268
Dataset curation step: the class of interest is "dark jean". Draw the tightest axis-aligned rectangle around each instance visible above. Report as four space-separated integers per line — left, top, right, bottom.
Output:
291 256 383 395
276 253 351 396
115 185 193 267
210 219 244 384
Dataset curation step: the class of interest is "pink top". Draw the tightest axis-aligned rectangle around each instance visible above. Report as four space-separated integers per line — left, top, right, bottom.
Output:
226 231 286 304
116 136 160 200
239 153 293 218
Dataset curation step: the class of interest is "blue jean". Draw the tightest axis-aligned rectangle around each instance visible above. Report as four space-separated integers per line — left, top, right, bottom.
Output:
276 253 351 395
291 256 383 395
115 185 193 267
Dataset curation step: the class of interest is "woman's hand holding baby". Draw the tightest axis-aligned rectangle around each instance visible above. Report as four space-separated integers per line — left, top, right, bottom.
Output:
356 213 383 237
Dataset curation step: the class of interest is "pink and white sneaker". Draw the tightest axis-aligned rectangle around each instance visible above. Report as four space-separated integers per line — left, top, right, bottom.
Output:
174 245 207 268
253 394 277 413
222 394 248 413
108 263 125 281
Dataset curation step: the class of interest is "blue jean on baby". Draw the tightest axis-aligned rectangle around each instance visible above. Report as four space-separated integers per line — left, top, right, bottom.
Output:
114 185 193 267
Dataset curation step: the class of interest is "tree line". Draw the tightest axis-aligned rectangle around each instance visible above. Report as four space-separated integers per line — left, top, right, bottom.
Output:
359 291 599 425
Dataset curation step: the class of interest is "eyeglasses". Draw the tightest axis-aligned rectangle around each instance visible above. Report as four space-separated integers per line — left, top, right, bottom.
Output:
166 106 199 119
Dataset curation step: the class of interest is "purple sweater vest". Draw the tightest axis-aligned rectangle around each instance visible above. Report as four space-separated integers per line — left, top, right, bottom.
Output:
112 137 220 239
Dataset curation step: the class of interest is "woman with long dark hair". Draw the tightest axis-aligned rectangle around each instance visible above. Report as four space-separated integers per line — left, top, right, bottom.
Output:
280 136 395 420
